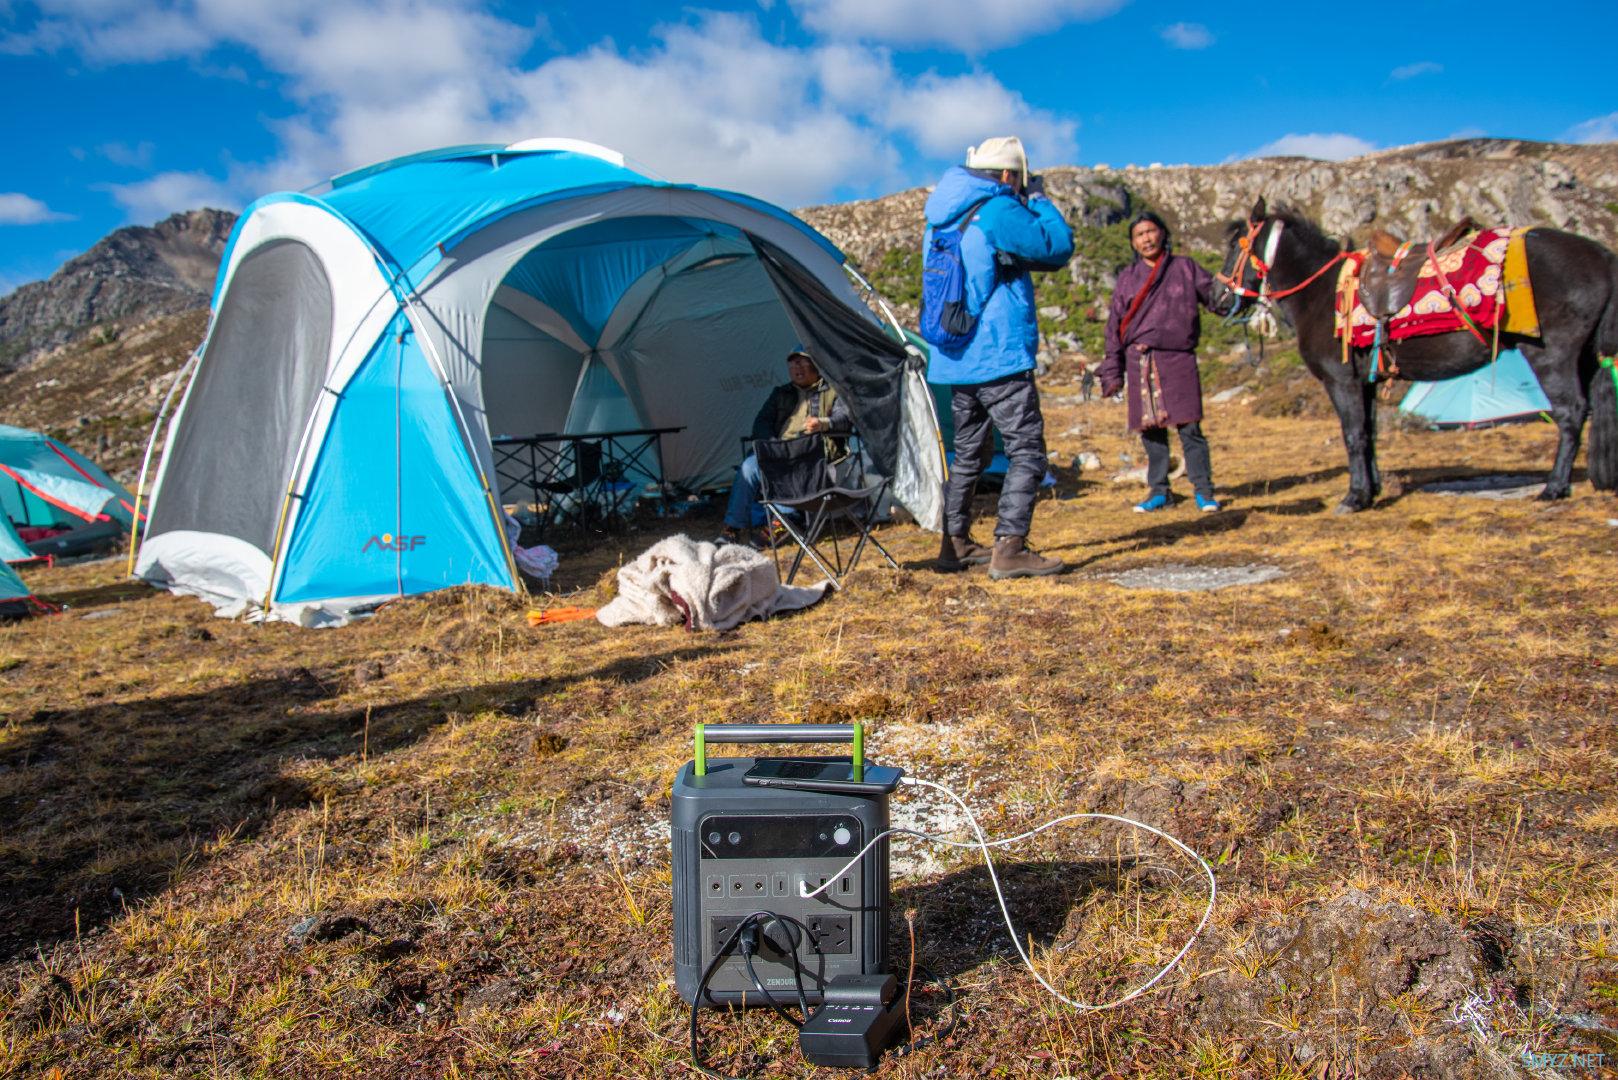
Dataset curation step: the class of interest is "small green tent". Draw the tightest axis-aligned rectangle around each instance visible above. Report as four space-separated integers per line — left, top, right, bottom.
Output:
0 424 137 563
0 560 39 619
0 516 31 564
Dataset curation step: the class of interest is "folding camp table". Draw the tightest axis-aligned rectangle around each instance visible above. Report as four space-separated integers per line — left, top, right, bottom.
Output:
493 427 683 538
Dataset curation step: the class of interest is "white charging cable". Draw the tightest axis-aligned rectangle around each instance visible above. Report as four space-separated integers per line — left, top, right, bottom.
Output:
800 773 1217 1012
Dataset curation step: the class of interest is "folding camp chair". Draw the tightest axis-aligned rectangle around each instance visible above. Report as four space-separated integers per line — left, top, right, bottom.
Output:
536 439 603 532
753 434 897 590
538 439 634 532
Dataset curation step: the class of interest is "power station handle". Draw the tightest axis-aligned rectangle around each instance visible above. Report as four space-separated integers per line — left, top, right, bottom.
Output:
693 722 864 777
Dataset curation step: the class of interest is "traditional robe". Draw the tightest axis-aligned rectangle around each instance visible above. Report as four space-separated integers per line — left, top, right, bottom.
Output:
1099 253 1216 431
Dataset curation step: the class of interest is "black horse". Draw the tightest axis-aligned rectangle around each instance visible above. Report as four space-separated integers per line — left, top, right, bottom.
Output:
1211 197 1618 511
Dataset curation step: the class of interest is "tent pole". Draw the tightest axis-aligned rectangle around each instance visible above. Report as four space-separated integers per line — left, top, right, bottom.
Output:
843 264 910 342
260 276 410 616
127 347 201 578
391 286 525 593
268 224 524 608
843 264 951 486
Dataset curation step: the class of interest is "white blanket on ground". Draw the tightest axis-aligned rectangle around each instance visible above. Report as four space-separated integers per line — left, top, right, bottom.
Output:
596 535 832 631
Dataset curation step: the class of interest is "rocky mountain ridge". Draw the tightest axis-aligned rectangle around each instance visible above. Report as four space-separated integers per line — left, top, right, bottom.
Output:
0 208 235 371
2 138 1615 464
799 137 1618 271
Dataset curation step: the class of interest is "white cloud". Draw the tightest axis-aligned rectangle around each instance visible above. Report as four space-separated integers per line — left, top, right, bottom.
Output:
884 71 1077 166
1388 60 1441 81
5 5 1085 213
98 140 155 168
1566 111 1618 144
1160 22 1212 49
502 17 902 207
100 171 238 221
790 0 1125 52
0 193 73 225
1244 132 1376 161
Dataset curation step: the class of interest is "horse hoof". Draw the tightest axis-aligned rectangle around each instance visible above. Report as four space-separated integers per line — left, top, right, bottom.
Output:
1536 486 1570 501
1332 500 1363 515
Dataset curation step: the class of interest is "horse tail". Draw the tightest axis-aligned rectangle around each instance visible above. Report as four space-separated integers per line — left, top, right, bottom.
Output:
1588 251 1618 492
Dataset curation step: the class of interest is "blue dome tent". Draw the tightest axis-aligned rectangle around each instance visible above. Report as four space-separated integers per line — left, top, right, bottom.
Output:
134 140 944 625
1398 349 1552 429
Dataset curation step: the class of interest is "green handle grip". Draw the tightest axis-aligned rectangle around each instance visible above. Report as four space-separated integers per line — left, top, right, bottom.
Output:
693 721 865 777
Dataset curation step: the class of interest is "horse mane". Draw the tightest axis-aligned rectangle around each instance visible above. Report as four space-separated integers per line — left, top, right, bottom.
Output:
1269 205 1342 255
1222 206 1343 254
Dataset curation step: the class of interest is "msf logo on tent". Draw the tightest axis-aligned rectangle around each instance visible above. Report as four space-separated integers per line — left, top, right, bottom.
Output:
362 533 426 553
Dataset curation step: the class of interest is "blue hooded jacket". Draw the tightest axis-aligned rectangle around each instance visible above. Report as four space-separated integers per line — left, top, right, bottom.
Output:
922 166 1075 385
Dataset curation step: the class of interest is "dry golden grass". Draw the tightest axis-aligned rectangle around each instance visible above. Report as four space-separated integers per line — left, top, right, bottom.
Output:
1 386 1616 1077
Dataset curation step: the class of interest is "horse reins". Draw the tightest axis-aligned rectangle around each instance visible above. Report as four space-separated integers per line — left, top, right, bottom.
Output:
1217 218 1347 303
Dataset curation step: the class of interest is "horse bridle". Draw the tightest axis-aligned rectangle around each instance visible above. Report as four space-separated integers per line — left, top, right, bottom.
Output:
1216 216 1346 310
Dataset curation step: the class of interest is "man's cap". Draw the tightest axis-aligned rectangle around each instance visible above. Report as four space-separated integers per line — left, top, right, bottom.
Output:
786 347 813 361
966 136 1028 185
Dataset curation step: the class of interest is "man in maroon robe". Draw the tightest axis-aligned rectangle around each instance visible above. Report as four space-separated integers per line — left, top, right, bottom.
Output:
1098 212 1222 512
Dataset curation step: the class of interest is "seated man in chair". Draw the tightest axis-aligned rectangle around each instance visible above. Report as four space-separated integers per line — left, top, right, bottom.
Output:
720 348 853 547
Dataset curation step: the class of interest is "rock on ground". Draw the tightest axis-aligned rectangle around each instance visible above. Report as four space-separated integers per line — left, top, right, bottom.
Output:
1419 475 1544 500
1103 563 1285 592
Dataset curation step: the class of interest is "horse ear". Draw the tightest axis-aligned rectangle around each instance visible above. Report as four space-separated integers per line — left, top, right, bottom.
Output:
1248 197 1267 224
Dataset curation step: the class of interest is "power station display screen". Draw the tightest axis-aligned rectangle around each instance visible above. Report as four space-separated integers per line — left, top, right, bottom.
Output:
699 815 862 860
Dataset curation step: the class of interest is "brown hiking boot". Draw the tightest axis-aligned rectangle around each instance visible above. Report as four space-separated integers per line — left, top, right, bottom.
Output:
988 536 1063 580
936 533 992 572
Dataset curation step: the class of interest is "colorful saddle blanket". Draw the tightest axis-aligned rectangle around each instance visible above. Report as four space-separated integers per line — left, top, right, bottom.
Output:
1335 227 1537 348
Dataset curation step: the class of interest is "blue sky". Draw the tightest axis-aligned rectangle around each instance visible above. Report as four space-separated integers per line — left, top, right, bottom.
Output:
2 0 1615 292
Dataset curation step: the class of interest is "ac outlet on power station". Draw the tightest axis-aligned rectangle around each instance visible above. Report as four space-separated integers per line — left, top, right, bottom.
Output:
708 914 854 957
806 915 852 955
710 915 795 957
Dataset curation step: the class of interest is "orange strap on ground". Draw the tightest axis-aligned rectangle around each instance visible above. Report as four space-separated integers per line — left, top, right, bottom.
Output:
526 606 598 626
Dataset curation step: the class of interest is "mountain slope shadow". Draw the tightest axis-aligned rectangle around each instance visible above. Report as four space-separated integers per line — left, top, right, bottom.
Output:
0 644 721 960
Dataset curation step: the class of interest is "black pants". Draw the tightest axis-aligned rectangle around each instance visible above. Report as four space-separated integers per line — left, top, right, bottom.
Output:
1143 422 1213 497
945 371 1047 538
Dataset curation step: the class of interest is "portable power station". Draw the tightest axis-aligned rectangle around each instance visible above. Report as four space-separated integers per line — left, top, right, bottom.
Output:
671 723 891 1007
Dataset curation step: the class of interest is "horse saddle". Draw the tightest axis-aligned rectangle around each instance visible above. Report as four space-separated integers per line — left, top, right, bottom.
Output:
1357 216 1476 319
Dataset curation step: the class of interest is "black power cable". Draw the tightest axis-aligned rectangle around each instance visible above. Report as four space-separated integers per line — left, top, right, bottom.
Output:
688 908 959 1076
689 910 821 1080
740 913 813 1026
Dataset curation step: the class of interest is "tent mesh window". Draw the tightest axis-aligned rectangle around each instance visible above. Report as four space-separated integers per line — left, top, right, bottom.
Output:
145 239 333 553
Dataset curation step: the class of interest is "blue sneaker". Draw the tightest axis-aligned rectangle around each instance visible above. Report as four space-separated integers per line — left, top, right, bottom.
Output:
1195 493 1221 513
1133 493 1170 513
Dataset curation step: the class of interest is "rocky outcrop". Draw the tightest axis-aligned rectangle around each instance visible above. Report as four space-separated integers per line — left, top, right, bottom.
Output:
799 138 1618 267
0 208 235 371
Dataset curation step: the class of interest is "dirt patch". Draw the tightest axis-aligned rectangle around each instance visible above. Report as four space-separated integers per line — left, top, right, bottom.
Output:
1185 890 1528 1077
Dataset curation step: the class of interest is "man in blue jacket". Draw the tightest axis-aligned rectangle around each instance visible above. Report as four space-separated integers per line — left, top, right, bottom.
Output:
925 136 1074 579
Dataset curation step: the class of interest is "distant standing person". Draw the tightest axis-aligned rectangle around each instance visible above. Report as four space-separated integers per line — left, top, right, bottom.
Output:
922 136 1075 578
1098 211 1221 512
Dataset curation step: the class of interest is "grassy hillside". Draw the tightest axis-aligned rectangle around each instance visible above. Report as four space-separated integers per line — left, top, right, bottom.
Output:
3 386 1615 1077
